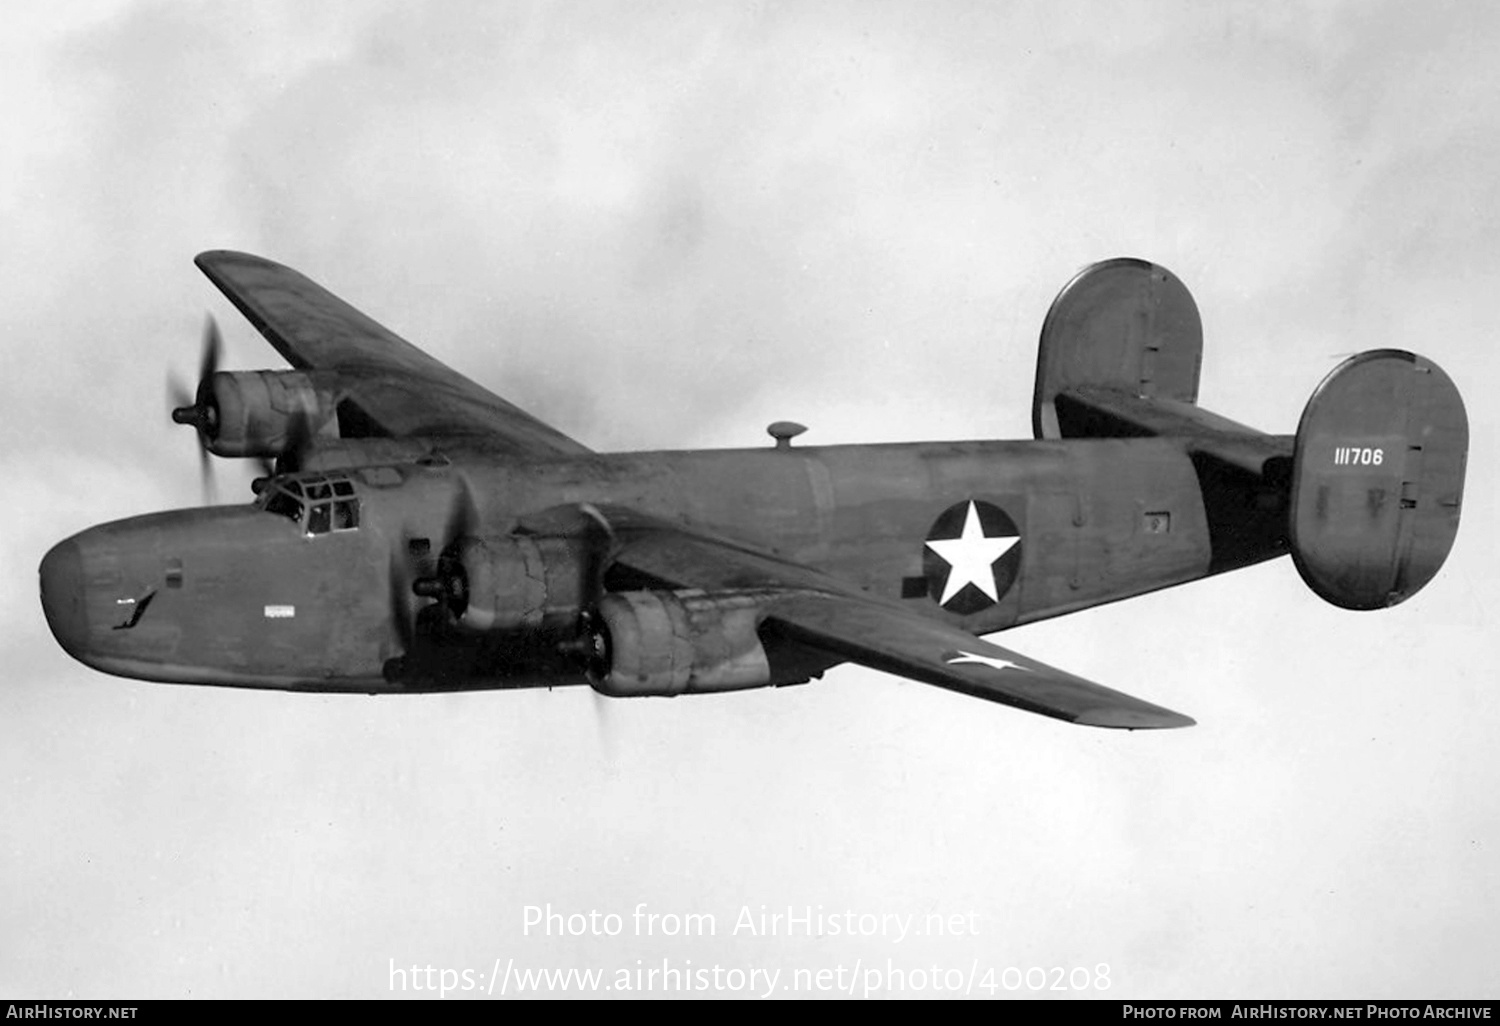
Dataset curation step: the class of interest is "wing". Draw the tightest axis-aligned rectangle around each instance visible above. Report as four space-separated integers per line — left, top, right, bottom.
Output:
195 250 591 458
763 594 1193 729
586 508 1194 729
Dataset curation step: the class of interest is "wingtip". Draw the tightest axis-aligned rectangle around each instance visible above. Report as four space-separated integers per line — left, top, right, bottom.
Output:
195 250 301 287
195 249 255 268
1074 707 1197 730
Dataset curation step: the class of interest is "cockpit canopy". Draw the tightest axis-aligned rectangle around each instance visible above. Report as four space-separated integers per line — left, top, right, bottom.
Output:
256 472 360 535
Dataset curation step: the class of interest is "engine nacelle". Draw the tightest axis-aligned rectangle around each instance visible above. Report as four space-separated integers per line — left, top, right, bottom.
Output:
200 370 340 457
450 535 590 634
586 590 773 697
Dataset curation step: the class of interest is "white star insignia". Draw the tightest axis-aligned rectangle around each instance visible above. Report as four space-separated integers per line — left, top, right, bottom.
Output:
925 501 1019 605
947 651 1031 673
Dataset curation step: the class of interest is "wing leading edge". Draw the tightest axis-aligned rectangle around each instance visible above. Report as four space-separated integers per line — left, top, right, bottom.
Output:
592 508 1194 729
195 250 590 457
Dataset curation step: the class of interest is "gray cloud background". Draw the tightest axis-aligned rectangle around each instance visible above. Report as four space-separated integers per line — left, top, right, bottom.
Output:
2 0 1496 999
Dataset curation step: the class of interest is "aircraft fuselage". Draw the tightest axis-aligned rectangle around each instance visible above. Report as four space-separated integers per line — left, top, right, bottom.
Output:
39 435 1288 692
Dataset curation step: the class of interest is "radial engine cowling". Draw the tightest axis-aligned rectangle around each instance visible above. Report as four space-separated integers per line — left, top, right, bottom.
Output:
449 535 590 634
586 590 773 697
198 370 339 457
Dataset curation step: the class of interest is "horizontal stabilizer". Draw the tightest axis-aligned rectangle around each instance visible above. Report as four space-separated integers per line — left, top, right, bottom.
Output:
1289 350 1467 609
1056 387 1289 476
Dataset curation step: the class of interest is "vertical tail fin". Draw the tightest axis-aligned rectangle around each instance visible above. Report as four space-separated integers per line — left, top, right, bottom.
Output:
1289 350 1467 609
1033 259 1204 440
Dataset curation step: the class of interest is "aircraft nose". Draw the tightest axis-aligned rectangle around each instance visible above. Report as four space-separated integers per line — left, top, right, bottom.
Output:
39 539 88 656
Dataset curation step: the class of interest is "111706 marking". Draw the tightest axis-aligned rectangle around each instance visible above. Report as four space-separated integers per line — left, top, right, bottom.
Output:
1333 446 1384 466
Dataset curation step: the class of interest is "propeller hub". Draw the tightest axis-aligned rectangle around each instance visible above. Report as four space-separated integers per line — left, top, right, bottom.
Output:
413 560 468 612
171 400 218 435
412 577 446 601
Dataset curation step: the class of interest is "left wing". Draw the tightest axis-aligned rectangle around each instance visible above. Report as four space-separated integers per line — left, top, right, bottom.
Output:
586 508 1194 729
195 250 590 457
764 593 1194 729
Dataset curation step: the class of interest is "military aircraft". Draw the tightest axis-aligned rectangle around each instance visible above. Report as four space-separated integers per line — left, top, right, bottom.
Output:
38 253 1468 729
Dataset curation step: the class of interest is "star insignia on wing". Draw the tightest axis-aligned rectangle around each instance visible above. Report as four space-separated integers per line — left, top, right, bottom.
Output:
947 650 1032 673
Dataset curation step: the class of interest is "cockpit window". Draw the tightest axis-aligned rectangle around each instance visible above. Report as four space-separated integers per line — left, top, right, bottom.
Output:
305 497 359 535
263 489 303 522
256 472 361 536
307 503 330 534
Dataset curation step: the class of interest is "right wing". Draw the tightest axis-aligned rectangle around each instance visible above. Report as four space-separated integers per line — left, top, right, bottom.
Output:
196 250 591 458
583 507 1194 729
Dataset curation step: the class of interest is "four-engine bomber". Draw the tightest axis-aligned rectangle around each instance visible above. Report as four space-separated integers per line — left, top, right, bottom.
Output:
39 252 1468 729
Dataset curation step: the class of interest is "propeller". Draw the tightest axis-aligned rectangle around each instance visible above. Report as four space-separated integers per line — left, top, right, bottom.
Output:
384 544 417 679
411 476 481 611
575 503 618 588
573 504 622 758
441 476 482 555
590 680 620 768
555 503 622 689
168 315 222 503
388 475 481 665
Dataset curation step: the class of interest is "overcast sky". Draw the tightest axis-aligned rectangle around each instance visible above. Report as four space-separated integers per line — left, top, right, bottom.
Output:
2 0 1497 1000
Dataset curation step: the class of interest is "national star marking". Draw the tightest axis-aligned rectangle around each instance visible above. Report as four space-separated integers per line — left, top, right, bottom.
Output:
925 501 1019 605
947 650 1031 673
